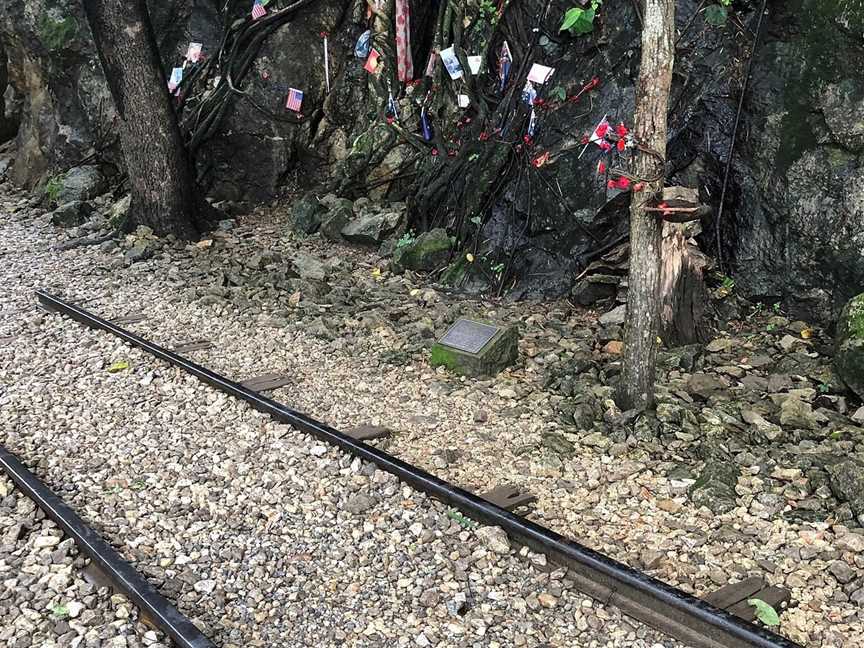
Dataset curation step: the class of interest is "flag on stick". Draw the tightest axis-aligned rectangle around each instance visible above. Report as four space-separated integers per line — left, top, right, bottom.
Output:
252 0 267 20
286 88 304 112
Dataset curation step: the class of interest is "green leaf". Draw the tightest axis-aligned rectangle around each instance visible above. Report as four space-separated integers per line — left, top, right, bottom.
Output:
747 599 780 626
51 604 69 618
470 215 482 225
550 85 567 101
107 360 129 373
560 7 585 31
704 4 728 25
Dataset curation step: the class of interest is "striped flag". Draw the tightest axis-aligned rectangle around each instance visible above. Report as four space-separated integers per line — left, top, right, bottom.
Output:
285 88 303 112
251 0 267 19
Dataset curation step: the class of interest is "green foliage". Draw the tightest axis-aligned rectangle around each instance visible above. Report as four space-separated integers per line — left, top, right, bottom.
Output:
447 508 479 529
51 604 69 619
560 1 602 34
39 14 77 52
705 0 733 26
396 230 417 249
550 85 567 101
44 176 63 204
747 598 780 626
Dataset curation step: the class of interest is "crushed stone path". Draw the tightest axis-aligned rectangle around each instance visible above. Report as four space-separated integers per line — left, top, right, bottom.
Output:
0 193 687 645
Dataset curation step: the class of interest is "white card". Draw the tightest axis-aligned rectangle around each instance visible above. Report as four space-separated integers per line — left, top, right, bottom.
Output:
458 94 470 108
467 55 482 75
186 42 203 63
527 63 555 84
440 46 464 80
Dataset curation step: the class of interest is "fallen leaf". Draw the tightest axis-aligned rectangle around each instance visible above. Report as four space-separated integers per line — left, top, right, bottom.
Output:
747 598 780 626
288 291 302 306
800 328 814 339
195 239 213 249
107 360 129 373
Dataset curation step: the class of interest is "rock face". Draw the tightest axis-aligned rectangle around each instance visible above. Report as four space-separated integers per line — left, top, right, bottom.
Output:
828 461 864 521
835 293 864 399
0 0 861 324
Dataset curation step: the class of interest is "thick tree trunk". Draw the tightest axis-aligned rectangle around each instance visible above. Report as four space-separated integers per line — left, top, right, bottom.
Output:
82 0 199 239
616 0 675 410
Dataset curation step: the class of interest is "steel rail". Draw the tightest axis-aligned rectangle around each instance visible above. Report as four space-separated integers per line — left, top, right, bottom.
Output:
36 290 803 648
0 445 215 648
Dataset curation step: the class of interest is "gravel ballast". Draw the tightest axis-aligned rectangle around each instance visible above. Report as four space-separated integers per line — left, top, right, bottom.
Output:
0 193 691 645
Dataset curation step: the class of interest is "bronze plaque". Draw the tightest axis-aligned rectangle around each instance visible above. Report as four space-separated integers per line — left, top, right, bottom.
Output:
439 319 499 354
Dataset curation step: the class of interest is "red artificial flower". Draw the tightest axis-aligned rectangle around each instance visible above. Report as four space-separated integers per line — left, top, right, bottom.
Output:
581 135 590 144
616 123 629 137
465 117 472 124
608 176 631 190
633 182 645 192
588 76 600 89
319 31 329 38
597 161 606 174
386 116 394 125
534 98 545 107
523 134 532 144
448 150 457 157
532 152 550 167
479 131 490 141
596 123 609 138
599 140 612 152
431 148 439 156
617 138 626 152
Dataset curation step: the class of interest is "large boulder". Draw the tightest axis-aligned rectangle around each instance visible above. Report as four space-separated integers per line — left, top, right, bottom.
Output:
341 210 403 245
827 460 864 521
49 200 91 227
290 193 324 235
393 228 452 272
835 293 864 399
57 165 105 203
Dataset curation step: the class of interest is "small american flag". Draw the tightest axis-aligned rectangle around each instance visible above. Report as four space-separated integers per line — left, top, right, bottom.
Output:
251 0 267 19
285 88 303 112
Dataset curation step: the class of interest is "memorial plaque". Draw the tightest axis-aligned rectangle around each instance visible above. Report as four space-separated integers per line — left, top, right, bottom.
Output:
439 320 499 355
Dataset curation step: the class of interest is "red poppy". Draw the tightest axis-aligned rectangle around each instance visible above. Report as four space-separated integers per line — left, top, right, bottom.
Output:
616 177 631 189
596 123 609 138
599 141 612 152
617 139 626 152
581 135 590 144
431 148 439 156
597 161 606 174
386 116 394 125
616 123 629 137
479 131 490 141
523 134 532 144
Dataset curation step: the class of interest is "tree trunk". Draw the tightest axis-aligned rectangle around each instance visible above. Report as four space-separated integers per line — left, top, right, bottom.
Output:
82 0 199 239
659 221 711 346
616 0 675 410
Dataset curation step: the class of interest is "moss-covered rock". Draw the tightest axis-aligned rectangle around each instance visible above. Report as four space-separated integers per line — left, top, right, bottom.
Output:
689 461 739 514
291 193 324 235
430 321 518 377
835 293 864 399
393 228 452 272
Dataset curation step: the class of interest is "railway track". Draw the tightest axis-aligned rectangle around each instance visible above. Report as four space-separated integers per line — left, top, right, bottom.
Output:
0 290 806 648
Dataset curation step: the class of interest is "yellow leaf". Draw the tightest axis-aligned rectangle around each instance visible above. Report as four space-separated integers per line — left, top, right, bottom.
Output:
801 328 813 339
466 253 475 263
108 360 129 373
371 267 382 277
